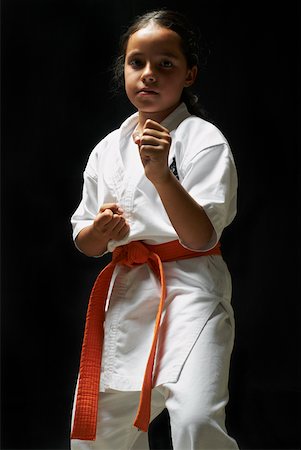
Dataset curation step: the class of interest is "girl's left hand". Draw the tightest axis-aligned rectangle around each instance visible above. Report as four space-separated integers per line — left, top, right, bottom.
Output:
134 119 172 184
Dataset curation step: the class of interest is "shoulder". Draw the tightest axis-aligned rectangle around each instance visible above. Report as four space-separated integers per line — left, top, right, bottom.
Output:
173 116 233 171
82 128 120 179
88 110 138 158
86 127 120 162
175 115 229 149
91 128 120 156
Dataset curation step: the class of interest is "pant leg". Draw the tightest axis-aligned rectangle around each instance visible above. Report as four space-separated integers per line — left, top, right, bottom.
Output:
71 389 166 450
160 303 239 450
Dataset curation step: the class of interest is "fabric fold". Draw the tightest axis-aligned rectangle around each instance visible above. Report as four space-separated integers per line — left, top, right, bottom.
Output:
71 240 221 440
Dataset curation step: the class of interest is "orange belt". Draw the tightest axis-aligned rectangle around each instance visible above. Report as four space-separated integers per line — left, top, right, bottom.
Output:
71 239 221 440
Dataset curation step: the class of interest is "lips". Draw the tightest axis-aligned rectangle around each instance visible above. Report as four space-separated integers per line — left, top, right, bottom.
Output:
137 88 159 95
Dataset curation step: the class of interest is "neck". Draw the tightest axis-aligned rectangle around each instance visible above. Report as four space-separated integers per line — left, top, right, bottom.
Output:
137 103 180 133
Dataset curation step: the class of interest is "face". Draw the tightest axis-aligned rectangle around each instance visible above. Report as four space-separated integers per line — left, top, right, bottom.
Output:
124 24 197 118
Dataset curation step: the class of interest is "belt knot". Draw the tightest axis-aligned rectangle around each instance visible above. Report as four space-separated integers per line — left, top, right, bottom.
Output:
71 240 222 440
112 241 151 267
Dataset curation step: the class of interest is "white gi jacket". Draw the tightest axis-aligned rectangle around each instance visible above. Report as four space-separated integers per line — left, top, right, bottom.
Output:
71 102 238 392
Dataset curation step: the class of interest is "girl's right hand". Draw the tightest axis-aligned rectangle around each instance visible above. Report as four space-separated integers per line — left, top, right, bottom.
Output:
93 203 130 242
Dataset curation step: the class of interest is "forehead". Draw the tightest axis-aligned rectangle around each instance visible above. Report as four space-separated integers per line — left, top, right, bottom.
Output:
126 24 183 56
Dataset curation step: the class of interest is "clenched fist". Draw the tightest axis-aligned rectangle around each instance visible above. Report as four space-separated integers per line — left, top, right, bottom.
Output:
93 203 130 242
133 119 172 184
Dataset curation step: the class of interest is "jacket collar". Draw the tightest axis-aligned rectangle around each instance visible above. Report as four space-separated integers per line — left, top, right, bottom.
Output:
119 102 192 137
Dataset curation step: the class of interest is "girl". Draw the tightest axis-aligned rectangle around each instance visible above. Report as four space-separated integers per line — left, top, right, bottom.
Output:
70 9 239 450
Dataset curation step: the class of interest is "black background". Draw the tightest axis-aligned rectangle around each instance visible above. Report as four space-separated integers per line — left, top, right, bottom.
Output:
1 0 299 449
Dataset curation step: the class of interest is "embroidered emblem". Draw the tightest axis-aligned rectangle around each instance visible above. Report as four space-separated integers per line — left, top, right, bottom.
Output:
169 157 179 180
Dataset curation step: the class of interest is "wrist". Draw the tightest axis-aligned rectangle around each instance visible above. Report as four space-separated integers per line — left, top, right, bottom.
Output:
75 225 109 257
151 170 174 189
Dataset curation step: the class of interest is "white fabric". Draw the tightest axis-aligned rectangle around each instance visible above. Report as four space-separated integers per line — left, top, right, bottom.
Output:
70 102 238 392
71 304 238 449
71 102 237 252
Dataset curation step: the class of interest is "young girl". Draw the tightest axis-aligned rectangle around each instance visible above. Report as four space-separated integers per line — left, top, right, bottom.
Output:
70 9 239 450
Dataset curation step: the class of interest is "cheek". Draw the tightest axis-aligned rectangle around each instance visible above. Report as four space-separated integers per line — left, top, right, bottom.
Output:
124 70 136 89
164 76 186 95
123 72 131 94
124 76 138 102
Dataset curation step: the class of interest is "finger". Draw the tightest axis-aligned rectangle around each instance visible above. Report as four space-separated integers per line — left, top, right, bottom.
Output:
142 128 165 138
111 216 128 234
99 203 124 214
104 214 125 232
140 132 171 144
142 131 171 147
143 119 169 133
95 209 114 226
97 217 118 236
114 222 130 241
140 142 171 155
111 214 125 229
132 131 141 145
140 135 161 147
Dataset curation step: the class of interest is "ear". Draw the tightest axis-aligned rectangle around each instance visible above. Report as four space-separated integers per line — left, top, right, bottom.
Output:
184 65 198 87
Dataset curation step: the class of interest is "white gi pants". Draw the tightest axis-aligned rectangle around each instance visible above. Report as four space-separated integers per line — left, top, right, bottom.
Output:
71 303 239 450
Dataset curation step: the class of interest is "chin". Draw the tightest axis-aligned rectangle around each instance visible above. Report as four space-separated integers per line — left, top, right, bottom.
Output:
136 100 175 113
130 102 160 113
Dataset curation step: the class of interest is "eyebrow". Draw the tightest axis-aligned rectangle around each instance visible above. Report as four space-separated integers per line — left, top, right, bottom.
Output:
126 51 179 59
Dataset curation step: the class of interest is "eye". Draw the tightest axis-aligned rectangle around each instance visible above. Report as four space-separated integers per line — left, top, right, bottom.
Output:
128 59 143 68
160 60 173 68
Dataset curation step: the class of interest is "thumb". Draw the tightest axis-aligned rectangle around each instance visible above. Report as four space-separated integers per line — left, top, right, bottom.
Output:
99 203 123 214
132 131 141 146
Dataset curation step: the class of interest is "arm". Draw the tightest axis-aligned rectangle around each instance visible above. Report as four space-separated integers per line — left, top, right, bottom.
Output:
136 119 213 250
75 203 130 257
152 172 213 249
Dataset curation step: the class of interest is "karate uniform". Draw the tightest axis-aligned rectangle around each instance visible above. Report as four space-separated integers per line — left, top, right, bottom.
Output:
71 103 239 449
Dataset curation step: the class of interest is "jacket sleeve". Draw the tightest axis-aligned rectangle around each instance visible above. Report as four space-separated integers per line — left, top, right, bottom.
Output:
175 119 238 251
70 147 99 242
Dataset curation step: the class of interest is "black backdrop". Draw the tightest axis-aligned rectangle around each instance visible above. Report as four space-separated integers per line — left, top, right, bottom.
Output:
1 0 299 449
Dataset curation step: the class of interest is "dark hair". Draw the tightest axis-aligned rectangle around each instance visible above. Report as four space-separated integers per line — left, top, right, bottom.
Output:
111 9 209 118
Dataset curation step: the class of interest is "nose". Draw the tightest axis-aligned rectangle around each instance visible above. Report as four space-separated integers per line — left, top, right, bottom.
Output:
141 63 157 83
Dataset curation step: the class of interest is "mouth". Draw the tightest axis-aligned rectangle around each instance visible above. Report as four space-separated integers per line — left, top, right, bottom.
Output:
137 89 159 96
